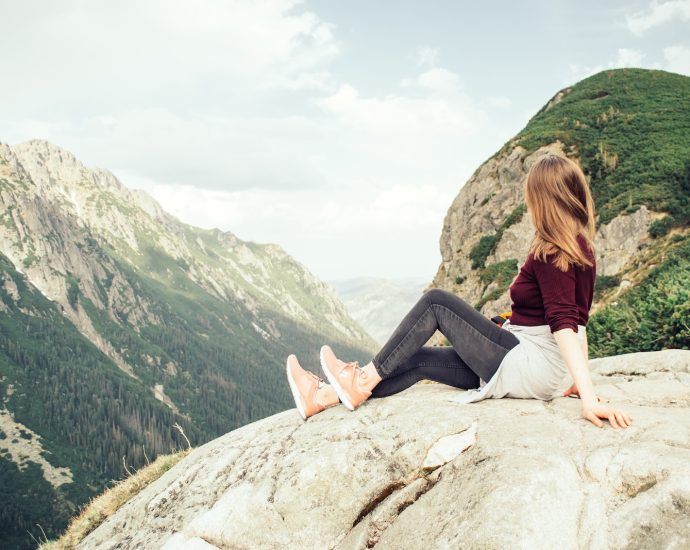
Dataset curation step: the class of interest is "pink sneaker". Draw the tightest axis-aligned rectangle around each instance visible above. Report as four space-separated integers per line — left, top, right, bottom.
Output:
286 354 339 420
319 345 372 411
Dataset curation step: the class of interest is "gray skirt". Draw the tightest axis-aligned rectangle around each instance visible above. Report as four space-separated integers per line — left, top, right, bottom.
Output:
451 319 586 404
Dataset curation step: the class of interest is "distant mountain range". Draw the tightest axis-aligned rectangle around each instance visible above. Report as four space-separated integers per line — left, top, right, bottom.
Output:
0 139 378 548
327 277 429 346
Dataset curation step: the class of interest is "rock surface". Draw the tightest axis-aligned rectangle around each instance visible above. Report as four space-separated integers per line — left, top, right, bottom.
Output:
77 349 690 549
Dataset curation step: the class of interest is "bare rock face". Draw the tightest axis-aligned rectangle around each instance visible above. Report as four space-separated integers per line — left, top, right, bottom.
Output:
431 141 663 316
594 205 663 277
77 349 690 549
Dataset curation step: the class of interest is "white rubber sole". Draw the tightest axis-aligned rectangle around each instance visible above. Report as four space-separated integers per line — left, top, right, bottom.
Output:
320 346 355 411
286 356 307 420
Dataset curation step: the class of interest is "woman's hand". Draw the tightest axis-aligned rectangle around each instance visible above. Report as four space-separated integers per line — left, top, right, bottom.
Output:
563 383 608 403
581 403 633 429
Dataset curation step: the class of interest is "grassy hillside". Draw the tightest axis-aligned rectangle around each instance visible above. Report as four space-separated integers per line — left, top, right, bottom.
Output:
589 233 690 356
502 68 690 229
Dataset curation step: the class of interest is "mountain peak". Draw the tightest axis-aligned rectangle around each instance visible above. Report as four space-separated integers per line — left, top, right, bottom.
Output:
16 137 78 159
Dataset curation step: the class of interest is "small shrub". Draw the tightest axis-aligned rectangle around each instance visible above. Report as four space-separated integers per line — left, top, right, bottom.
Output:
593 274 620 299
66 275 80 309
468 204 526 270
469 235 497 270
648 215 675 238
479 193 494 207
22 252 38 269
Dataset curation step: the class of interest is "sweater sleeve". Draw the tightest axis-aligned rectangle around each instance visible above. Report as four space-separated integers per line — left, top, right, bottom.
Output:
531 254 579 333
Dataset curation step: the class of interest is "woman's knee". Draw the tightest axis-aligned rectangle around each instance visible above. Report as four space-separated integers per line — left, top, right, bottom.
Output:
423 287 462 307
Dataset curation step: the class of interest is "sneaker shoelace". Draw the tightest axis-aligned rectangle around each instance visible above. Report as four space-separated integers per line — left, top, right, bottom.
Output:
340 360 367 381
304 369 325 387
304 369 332 407
305 369 338 408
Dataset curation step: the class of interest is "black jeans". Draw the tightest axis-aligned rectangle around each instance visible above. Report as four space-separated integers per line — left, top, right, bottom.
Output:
370 288 520 398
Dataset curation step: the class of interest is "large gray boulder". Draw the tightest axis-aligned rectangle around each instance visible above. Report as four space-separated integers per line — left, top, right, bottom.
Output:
78 349 690 549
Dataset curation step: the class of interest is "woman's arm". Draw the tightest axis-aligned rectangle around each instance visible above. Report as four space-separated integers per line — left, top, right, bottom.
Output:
553 328 633 428
530 253 632 427
553 328 597 406
562 330 607 400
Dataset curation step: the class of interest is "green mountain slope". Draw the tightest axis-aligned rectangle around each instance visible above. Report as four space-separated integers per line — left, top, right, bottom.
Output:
502 68 690 228
0 252 200 548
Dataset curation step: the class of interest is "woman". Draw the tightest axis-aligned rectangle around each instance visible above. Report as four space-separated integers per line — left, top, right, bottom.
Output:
286 154 633 429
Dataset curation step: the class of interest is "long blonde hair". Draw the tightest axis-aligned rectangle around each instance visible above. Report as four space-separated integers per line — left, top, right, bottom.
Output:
524 154 596 272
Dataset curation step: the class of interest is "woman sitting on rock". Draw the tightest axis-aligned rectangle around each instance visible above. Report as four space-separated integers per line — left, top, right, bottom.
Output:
286 154 633 429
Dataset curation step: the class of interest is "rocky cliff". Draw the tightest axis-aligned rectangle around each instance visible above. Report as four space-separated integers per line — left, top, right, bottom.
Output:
432 141 667 312
71 349 690 549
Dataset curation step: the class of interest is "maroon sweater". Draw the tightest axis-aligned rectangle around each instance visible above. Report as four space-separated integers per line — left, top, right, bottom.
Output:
508 234 596 333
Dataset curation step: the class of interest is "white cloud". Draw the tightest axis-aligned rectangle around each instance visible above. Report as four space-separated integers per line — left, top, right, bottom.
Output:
615 48 647 66
140 180 451 236
146 183 296 229
68 108 331 191
482 96 513 110
321 67 484 136
625 0 690 36
567 43 690 83
3 2 496 197
316 184 450 231
0 0 339 114
663 44 690 74
412 68 464 94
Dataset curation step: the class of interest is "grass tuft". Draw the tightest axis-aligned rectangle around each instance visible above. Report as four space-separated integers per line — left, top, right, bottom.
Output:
37 448 192 549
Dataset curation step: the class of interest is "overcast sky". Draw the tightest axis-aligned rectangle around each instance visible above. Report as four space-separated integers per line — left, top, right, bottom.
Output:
2 1 689 282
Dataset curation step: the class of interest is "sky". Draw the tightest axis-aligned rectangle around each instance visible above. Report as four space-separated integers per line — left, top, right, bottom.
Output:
2 0 689 282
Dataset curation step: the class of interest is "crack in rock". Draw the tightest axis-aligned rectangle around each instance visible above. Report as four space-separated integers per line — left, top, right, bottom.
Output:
351 481 409 529
336 472 442 550
337 423 478 549
366 476 440 549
